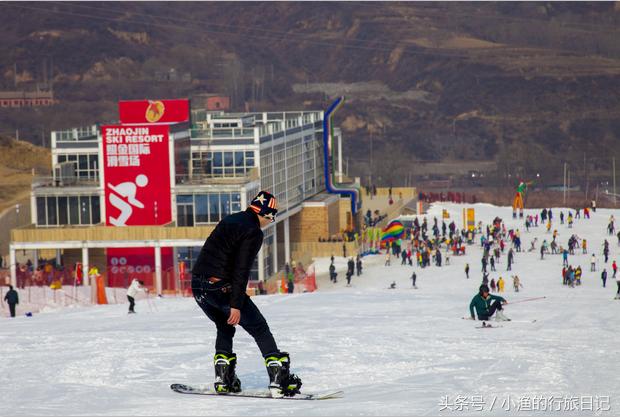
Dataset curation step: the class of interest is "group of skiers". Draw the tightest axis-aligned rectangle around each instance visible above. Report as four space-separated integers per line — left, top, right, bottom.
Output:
329 255 363 286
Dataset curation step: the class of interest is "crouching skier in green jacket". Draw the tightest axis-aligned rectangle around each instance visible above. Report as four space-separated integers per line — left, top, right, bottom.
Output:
469 284 510 321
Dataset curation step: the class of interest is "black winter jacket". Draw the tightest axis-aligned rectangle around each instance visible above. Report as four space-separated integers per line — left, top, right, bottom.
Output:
193 208 264 309
4 289 18 305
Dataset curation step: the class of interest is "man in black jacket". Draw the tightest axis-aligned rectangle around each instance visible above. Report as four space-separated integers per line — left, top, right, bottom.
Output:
4 285 19 318
192 190 302 397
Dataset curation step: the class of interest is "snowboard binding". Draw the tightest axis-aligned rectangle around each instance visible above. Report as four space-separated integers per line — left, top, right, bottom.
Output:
214 352 241 394
264 352 302 398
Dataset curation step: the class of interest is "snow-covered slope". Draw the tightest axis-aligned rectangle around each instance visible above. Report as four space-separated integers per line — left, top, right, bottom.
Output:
2 203 619 416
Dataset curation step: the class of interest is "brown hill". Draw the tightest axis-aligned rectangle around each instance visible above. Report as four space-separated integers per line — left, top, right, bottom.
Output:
0 136 50 213
0 2 619 189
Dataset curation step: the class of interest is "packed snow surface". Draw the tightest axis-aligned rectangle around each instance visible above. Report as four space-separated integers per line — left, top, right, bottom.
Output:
1 203 619 416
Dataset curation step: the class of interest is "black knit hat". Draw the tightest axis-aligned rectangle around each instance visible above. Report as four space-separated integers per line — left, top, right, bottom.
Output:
479 284 490 294
249 190 278 222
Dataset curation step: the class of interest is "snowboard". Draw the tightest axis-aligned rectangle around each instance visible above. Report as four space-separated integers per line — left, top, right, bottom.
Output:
170 383 343 400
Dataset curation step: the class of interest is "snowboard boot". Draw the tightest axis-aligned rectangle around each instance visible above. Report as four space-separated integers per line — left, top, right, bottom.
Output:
213 352 241 393
264 352 302 398
495 310 511 321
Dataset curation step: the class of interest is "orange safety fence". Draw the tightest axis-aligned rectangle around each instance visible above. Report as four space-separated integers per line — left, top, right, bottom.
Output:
96 275 108 304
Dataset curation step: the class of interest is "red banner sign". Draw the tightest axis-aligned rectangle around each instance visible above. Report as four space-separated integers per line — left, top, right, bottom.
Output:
118 99 190 124
102 124 172 226
106 247 173 289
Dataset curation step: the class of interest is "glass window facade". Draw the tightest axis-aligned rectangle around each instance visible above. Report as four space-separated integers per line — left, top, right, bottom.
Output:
176 192 242 225
262 226 274 278
36 195 101 226
259 131 324 213
191 150 255 178
57 153 99 180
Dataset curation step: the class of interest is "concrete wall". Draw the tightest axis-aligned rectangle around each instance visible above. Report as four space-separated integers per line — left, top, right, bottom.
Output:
289 198 341 243
291 241 358 264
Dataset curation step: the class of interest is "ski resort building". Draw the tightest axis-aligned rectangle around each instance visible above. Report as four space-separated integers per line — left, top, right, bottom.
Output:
8 99 359 295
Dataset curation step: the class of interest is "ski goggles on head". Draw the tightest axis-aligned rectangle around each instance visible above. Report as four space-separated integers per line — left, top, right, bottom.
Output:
249 191 278 223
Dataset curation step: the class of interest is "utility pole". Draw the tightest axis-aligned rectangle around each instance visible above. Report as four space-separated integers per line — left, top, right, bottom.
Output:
563 162 567 206
369 131 373 187
584 152 588 201
337 129 343 183
567 168 571 204
613 157 617 206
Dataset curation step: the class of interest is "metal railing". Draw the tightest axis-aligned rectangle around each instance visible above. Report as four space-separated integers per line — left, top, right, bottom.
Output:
175 168 259 185
32 176 100 188
190 128 255 140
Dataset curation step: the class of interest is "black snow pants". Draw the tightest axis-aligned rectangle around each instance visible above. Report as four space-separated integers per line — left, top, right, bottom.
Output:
478 300 504 321
127 296 135 312
192 275 278 356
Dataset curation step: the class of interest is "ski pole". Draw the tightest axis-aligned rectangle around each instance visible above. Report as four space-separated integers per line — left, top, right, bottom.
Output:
146 291 158 312
508 296 546 305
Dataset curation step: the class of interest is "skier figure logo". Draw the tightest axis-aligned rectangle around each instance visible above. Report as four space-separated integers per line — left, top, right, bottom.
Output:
107 174 149 226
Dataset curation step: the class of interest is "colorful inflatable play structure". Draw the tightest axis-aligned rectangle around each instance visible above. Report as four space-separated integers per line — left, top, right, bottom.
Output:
381 220 405 243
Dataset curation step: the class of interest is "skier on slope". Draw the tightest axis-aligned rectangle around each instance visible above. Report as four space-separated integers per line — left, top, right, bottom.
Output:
346 257 355 286
126 278 147 314
191 191 302 397
469 284 510 321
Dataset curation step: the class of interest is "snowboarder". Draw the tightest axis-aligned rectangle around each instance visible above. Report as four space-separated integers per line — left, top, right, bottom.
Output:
465 263 470 279
469 284 510 321
411 272 417 288
191 191 302 397
126 278 147 314
389 281 396 289
3 285 18 318
602 269 608 288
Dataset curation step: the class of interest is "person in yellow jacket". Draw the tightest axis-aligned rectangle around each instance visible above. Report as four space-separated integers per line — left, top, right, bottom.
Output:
582 239 587 254
497 276 505 292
